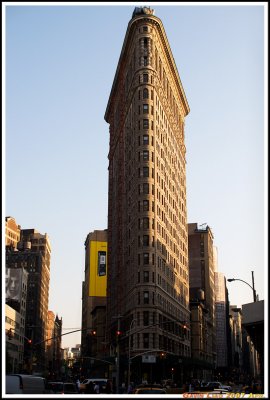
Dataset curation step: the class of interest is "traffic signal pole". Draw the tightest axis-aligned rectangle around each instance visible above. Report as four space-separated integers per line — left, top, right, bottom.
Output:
116 317 121 394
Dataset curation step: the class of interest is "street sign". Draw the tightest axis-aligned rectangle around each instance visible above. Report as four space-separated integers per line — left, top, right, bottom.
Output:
142 355 156 363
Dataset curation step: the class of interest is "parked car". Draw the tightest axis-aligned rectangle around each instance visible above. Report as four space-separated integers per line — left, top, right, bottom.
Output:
205 381 232 391
133 384 167 394
207 389 231 394
79 378 108 393
134 387 167 394
46 381 78 394
6 374 46 394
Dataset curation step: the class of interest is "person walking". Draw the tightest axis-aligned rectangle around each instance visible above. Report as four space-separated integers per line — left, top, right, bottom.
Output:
76 378 80 393
105 380 113 394
85 381 94 394
94 382 100 394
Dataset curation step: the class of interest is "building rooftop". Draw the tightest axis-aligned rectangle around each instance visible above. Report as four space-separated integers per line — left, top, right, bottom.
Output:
132 6 155 18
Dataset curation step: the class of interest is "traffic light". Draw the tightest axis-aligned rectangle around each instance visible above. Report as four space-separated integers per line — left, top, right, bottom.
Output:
116 330 122 337
90 330 97 336
28 339 32 344
160 352 166 359
181 322 187 337
7 328 13 340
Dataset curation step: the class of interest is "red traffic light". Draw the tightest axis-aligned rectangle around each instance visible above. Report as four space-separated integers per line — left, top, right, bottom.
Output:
28 339 32 344
7 328 13 340
116 330 122 336
91 330 97 335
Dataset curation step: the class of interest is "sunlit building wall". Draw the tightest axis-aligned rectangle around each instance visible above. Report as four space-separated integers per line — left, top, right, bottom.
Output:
215 272 228 367
5 216 21 248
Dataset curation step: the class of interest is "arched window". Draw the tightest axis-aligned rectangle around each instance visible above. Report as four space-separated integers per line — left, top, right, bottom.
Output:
143 88 149 99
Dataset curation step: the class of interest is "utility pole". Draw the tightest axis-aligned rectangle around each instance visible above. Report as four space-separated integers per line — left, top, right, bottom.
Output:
127 319 136 390
115 316 121 394
112 314 123 394
29 329 34 374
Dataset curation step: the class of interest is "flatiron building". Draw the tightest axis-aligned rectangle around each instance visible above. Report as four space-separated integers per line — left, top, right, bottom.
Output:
105 7 190 361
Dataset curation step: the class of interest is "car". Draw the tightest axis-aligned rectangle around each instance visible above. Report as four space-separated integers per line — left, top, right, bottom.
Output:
205 382 232 391
133 384 167 394
6 374 46 394
79 378 108 393
134 387 167 394
208 389 231 394
46 381 78 394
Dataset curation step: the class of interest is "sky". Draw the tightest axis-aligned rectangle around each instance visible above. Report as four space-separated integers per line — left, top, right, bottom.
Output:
3 2 267 349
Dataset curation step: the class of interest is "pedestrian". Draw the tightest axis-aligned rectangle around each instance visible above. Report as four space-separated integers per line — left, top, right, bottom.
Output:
76 378 80 392
94 382 100 394
85 381 94 394
127 382 133 394
120 382 126 393
105 380 113 394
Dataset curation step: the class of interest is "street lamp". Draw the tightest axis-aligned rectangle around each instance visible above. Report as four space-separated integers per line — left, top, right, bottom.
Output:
227 270 257 302
127 318 137 390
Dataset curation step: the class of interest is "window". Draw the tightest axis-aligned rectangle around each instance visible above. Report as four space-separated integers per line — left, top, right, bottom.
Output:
143 56 148 66
143 104 149 114
143 333 149 348
143 253 149 265
143 291 149 304
143 218 149 229
143 150 149 160
143 271 149 283
143 183 149 194
143 311 149 325
143 74 148 83
143 235 149 246
143 37 148 48
143 200 149 211
143 88 149 99
143 135 149 145
143 119 149 129
143 26 148 32
143 167 149 177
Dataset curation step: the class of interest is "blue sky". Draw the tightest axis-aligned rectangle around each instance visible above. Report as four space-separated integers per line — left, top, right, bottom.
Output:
3 2 267 349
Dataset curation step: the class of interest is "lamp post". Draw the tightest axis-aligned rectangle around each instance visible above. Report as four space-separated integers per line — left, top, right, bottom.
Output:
127 319 136 390
227 270 257 302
